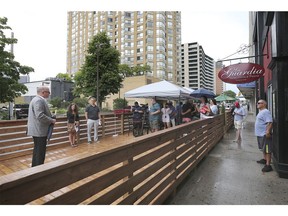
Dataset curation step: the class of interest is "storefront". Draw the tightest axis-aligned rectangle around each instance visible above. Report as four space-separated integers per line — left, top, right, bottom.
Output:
251 12 288 178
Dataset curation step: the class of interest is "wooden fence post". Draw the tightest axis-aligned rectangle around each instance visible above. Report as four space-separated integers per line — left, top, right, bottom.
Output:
121 114 124 134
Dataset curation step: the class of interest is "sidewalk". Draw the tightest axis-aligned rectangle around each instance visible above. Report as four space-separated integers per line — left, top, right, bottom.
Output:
166 114 288 205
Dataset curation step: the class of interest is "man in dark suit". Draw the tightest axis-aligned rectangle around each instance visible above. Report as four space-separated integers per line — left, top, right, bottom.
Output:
27 86 56 167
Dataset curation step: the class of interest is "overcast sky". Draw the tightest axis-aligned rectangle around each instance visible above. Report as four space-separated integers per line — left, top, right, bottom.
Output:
1 0 280 94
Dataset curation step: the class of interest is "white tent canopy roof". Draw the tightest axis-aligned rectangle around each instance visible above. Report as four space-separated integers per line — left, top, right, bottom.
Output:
124 80 192 99
182 87 195 93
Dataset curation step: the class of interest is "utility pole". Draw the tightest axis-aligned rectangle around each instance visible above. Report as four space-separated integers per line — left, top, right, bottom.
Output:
8 32 14 120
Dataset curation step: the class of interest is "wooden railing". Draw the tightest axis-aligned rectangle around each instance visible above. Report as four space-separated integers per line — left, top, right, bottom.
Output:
225 111 234 132
0 113 131 161
0 114 228 205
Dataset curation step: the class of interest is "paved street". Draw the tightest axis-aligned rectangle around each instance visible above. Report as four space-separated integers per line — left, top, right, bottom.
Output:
166 114 288 205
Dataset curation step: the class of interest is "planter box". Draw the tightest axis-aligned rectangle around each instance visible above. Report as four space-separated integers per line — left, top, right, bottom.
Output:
113 109 131 114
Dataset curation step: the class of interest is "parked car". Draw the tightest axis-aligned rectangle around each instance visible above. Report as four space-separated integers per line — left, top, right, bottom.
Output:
1 106 8 111
14 104 29 119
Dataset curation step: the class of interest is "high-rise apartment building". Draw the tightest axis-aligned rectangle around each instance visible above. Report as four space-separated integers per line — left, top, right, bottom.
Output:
180 42 215 92
67 11 181 83
215 61 224 95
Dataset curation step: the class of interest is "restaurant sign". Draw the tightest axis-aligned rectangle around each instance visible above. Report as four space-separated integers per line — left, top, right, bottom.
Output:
218 63 265 84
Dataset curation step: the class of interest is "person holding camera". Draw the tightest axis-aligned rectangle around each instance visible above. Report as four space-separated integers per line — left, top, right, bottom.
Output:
131 102 144 136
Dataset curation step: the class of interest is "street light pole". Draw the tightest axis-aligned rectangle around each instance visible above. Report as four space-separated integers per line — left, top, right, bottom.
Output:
96 43 104 106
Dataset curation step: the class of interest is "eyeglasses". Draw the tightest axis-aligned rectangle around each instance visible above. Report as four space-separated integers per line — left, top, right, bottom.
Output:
257 102 263 104
43 91 50 94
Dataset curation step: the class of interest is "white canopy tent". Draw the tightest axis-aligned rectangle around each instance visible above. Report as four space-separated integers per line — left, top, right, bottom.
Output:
182 87 195 94
124 80 192 100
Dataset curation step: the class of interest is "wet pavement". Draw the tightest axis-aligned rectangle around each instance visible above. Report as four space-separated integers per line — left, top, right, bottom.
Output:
166 114 288 205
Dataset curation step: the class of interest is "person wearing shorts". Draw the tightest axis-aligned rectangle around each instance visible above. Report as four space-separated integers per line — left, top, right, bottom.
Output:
233 101 245 142
255 99 273 172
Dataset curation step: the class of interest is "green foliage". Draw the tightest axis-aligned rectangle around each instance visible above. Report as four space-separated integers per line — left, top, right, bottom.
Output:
132 64 152 76
0 17 34 103
118 64 152 77
223 90 236 99
49 97 62 108
72 97 88 108
113 98 128 110
0 109 9 120
74 32 122 106
56 73 72 81
61 101 70 109
118 64 133 77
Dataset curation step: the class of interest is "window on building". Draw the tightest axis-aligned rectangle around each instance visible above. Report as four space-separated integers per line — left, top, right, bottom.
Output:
146 21 153 28
147 54 153 60
157 53 165 60
137 40 143 46
125 12 131 18
137 18 143 23
157 70 165 78
147 29 154 36
147 14 153 20
147 46 153 52
146 38 153 44
137 48 143 53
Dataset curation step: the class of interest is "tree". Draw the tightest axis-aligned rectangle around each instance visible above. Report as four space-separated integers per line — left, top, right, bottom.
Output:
118 64 133 77
56 73 72 81
118 64 152 78
0 17 34 103
223 90 236 98
49 97 62 108
132 64 152 76
113 98 128 110
74 32 122 107
73 97 88 108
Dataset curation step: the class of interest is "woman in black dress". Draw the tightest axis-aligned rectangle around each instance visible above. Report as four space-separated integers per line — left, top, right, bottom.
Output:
67 103 80 147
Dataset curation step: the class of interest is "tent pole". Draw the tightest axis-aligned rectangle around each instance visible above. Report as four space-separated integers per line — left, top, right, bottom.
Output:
178 95 180 125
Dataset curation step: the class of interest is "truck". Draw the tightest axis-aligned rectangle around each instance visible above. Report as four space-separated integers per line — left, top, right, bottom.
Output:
14 104 29 119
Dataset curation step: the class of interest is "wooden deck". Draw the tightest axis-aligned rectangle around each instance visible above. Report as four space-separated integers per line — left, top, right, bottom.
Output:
0 113 234 205
0 133 135 177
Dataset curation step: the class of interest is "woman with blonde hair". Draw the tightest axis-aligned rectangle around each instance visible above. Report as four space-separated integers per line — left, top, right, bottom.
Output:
67 103 80 147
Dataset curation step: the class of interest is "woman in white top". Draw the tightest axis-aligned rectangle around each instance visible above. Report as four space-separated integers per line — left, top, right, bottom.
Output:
210 99 218 115
161 103 171 128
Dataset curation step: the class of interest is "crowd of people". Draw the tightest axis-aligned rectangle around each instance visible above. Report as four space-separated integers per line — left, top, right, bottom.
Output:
129 96 220 136
29 86 269 172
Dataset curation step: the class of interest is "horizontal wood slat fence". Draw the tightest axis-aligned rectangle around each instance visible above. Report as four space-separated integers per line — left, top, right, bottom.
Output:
0 112 233 205
0 113 130 161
